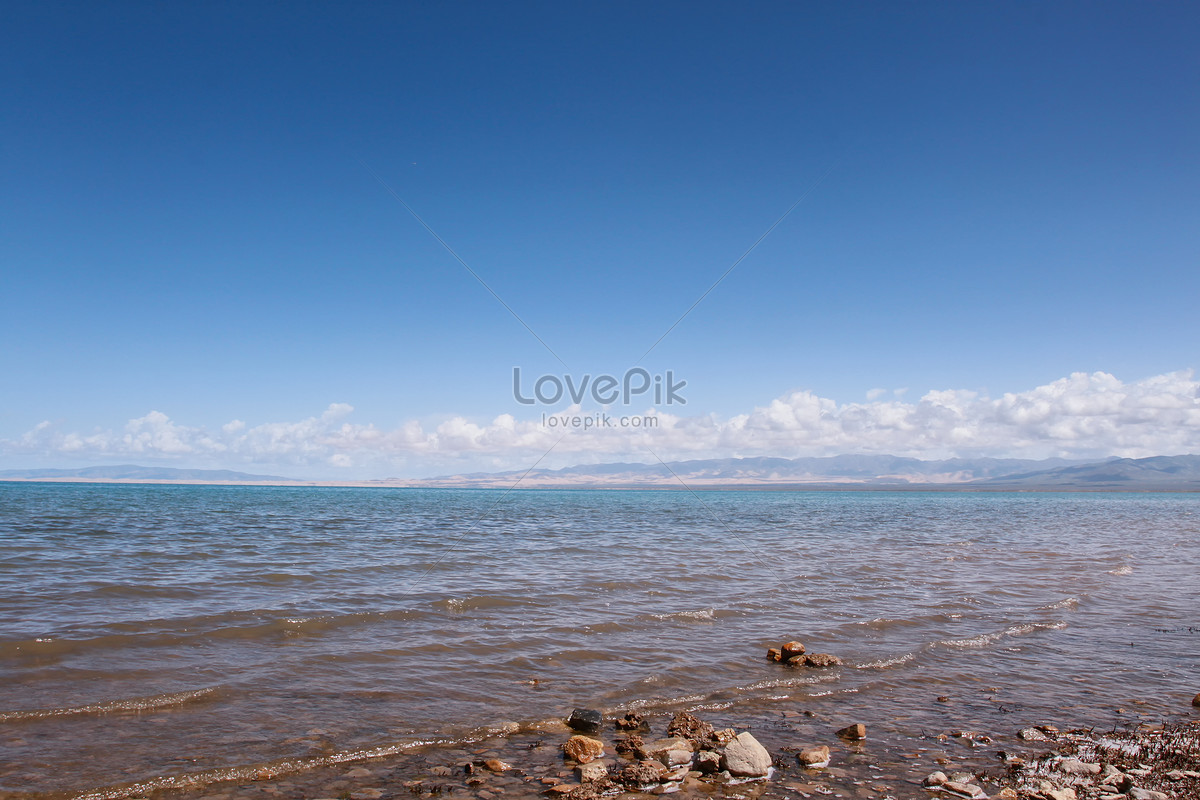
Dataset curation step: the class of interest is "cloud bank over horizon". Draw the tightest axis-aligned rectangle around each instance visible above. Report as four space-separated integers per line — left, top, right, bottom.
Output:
5 369 1199 477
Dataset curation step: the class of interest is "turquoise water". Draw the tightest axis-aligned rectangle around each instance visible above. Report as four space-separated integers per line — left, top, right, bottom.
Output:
1 483 1198 796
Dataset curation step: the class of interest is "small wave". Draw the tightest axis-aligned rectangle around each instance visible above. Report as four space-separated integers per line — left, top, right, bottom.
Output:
1038 596 1080 610
0 687 220 723
649 608 716 622
855 652 916 669
433 595 536 612
1107 565 1133 576
938 621 1067 649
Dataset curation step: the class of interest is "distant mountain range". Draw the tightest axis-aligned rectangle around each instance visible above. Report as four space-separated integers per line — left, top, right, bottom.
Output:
0 465 294 482
3 455 1198 490
411 454 1200 490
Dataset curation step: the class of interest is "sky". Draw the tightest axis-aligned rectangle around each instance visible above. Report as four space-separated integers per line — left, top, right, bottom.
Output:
2 1 1198 478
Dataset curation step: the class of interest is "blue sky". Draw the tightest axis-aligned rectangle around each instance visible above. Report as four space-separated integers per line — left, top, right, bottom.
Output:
2 2 1198 477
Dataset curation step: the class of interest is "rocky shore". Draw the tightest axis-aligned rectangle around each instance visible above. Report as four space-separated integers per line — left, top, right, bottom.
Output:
44 644 1199 800
95 706 1200 800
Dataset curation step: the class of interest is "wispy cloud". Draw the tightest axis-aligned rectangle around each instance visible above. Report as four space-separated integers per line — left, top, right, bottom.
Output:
5 370 1198 475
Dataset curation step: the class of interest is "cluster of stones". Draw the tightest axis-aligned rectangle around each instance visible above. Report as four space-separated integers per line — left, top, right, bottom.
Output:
555 708 778 796
766 639 843 668
972 721 1200 800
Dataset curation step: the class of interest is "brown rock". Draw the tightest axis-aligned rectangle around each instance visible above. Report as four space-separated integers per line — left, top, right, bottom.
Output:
614 760 667 789
767 647 782 662
711 728 737 745
796 745 830 767
835 723 866 740
483 758 512 772
562 736 605 763
576 761 608 782
666 712 715 745
1192 692 1200 707
781 641 806 659
785 655 806 667
614 711 645 730
613 734 642 755
805 653 842 667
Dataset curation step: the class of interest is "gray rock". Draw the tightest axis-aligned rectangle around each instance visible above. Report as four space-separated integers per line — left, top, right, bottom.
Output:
923 771 949 786
721 732 771 777
1019 727 1051 741
941 781 984 798
1130 789 1169 800
1059 758 1102 775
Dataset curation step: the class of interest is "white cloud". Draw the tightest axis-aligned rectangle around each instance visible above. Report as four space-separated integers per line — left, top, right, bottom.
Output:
4 370 1199 474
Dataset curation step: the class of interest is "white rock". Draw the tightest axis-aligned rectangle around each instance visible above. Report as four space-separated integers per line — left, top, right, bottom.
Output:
721 732 772 777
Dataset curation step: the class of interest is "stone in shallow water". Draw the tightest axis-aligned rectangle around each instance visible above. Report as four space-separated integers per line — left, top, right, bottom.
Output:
781 641 806 659
766 647 782 662
836 723 866 740
615 760 668 788
1192 692 1200 707
721 731 771 777
1018 727 1050 741
695 751 720 774
796 746 830 767
615 711 645 730
923 771 948 786
805 653 842 667
483 758 511 772
567 708 602 734
666 712 714 745
576 760 608 782
562 735 604 763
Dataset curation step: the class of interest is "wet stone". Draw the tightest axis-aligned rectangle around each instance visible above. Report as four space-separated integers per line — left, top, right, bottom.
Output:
836 723 866 740
567 709 602 734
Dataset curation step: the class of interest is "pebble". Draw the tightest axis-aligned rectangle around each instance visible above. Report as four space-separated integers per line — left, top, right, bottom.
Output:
1019 727 1051 741
1193 692 1200 707
483 758 512 772
922 771 949 787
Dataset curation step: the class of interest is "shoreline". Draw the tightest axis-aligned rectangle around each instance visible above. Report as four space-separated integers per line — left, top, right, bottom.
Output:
10 704 1196 800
